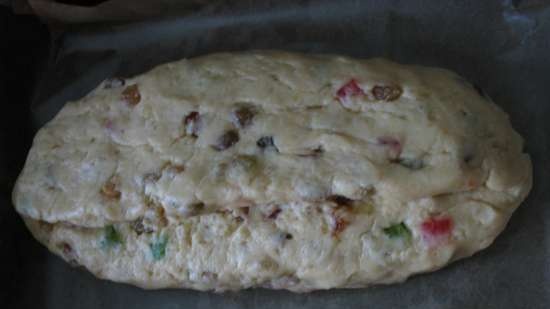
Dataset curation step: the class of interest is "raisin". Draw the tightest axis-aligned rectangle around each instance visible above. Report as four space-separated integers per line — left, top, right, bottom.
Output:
122 84 141 106
212 130 239 151
463 153 475 164
312 146 324 155
164 163 185 174
256 136 278 151
326 195 354 207
473 83 487 98
332 217 349 236
297 146 324 157
183 111 201 138
130 218 153 235
330 202 353 237
372 85 402 101
224 205 251 222
267 207 282 220
59 242 79 266
103 119 114 130
377 136 402 160
143 172 161 184
61 242 73 255
38 221 54 233
171 165 185 173
461 144 480 168
156 206 168 227
232 106 255 128
185 202 205 217
132 221 145 235
104 77 125 89
100 179 121 200
201 271 218 282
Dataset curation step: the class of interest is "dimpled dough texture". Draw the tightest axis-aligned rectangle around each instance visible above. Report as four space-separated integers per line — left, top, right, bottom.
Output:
13 51 531 292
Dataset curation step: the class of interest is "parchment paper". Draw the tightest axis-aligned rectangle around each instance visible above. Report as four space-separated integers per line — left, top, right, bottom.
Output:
10 0 550 308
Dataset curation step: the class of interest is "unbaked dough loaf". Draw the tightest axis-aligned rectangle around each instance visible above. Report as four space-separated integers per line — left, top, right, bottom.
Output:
13 51 532 291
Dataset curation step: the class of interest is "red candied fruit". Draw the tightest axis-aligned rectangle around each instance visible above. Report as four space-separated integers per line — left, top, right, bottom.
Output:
421 217 453 236
336 79 365 102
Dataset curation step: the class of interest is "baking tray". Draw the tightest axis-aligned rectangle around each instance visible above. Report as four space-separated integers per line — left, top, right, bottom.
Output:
6 0 550 308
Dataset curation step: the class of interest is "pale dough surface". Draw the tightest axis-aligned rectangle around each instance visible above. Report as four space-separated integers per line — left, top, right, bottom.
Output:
13 51 532 291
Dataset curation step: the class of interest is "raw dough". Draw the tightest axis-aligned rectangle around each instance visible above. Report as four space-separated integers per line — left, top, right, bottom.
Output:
13 51 532 291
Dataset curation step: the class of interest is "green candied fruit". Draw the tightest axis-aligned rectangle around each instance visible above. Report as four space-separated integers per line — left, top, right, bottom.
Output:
100 225 123 249
383 222 411 239
150 235 168 261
